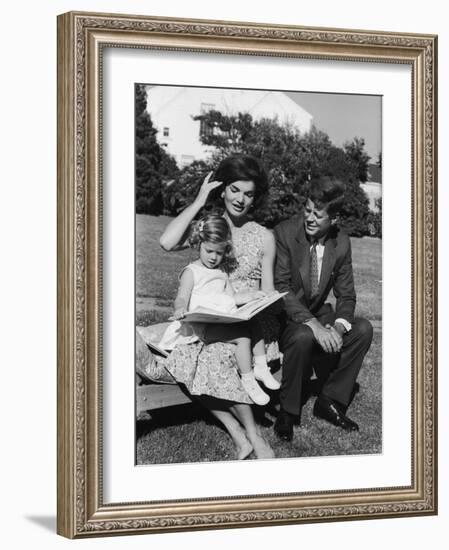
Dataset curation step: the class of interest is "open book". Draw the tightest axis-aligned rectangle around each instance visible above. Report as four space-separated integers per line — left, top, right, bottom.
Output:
183 291 287 324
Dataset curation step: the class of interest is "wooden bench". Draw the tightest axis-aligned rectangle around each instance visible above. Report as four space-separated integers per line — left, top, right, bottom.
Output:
136 324 194 416
136 378 192 415
135 323 283 416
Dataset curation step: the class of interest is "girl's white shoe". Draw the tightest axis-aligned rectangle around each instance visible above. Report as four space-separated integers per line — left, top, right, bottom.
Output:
241 373 270 406
254 363 281 390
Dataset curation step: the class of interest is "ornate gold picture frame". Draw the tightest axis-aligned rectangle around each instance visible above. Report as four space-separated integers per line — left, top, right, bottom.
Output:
57 11 437 538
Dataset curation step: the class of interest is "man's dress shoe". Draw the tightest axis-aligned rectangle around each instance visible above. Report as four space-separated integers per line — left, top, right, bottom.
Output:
274 409 295 441
313 396 359 431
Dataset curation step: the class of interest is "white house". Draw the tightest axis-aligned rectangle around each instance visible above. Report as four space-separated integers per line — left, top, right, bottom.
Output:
361 164 382 212
146 86 313 167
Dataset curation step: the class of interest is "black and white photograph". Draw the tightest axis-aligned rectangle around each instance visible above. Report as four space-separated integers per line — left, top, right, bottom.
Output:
2 0 444 545
135 84 382 465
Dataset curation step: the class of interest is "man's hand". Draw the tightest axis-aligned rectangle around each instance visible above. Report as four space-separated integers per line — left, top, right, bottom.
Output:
325 324 343 352
305 318 341 353
333 322 347 337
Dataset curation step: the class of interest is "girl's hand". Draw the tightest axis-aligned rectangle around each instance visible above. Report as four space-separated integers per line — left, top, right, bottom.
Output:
195 171 223 207
249 290 267 301
170 308 187 320
236 290 266 305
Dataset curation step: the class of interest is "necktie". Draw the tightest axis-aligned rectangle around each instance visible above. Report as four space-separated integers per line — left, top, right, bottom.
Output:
310 242 319 297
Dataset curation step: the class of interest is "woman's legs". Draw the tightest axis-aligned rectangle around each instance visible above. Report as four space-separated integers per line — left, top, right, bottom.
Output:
199 397 274 460
199 396 252 459
209 407 253 460
230 403 275 459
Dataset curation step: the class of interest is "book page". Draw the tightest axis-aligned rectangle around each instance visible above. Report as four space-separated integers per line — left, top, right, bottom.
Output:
184 292 286 323
235 291 287 318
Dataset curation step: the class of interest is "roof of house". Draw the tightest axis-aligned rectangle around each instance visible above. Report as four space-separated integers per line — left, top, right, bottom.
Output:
146 85 313 129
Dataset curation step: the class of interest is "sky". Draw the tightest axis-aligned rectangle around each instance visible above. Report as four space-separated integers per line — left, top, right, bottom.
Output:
287 91 382 162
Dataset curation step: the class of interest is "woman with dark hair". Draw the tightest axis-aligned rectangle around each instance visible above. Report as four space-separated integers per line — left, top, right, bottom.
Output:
158 154 280 460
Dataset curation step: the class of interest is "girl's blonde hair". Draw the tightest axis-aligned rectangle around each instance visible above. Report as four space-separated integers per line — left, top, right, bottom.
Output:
189 213 237 272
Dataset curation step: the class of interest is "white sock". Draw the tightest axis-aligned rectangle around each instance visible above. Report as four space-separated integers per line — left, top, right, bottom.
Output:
254 355 268 369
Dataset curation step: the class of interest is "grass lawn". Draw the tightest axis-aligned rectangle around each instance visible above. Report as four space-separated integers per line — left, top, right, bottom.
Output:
136 214 382 464
136 215 193 314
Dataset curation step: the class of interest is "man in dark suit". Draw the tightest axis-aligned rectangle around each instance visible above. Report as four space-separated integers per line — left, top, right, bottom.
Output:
273 176 373 441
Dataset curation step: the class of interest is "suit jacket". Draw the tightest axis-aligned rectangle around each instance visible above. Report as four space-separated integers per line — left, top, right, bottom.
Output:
274 213 356 324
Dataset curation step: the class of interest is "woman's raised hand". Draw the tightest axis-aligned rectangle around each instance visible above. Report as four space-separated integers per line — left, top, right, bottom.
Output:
195 171 223 207
160 171 222 251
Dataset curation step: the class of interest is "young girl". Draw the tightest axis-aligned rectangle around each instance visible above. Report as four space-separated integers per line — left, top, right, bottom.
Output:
159 213 279 406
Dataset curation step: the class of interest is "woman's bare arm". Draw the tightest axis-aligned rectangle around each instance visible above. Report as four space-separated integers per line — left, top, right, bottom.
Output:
159 201 202 251
260 229 276 293
159 172 222 251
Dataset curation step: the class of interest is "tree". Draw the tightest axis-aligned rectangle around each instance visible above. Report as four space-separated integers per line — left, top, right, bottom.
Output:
368 197 382 238
191 113 310 225
162 160 211 215
166 110 373 235
193 110 253 154
377 152 382 170
343 137 370 183
135 85 179 214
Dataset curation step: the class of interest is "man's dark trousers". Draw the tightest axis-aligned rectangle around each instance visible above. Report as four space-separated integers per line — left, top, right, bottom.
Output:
280 310 373 416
